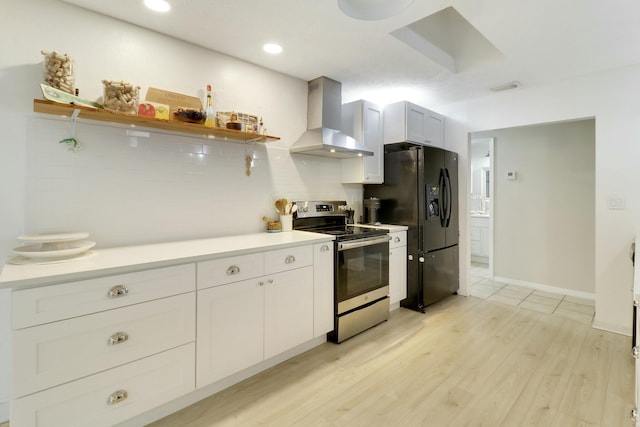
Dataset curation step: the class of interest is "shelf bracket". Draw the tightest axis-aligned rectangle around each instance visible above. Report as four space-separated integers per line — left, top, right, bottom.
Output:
59 108 81 152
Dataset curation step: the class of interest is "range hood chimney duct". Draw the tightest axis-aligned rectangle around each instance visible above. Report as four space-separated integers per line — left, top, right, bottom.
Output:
289 76 374 158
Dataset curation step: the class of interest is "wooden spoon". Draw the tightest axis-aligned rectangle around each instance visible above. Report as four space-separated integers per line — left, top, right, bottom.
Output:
275 199 284 214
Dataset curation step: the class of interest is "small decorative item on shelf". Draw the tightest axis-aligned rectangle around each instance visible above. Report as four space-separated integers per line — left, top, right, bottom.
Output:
102 80 140 114
42 50 75 94
173 107 206 124
138 101 170 120
204 84 216 128
218 111 258 132
225 112 242 130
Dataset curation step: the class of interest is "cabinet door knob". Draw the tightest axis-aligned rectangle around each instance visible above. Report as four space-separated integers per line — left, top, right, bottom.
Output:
226 265 241 275
419 257 425 263
108 331 129 346
108 285 129 298
258 281 264 287
268 279 274 284
320 245 330 252
285 255 296 264
394 237 401 243
408 255 414 261
107 389 129 405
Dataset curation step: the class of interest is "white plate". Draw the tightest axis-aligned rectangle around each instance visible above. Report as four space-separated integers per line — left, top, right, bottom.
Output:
17 232 90 243
13 240 96 259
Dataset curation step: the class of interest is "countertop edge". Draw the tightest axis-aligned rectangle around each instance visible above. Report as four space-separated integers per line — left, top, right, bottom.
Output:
0 231 334 290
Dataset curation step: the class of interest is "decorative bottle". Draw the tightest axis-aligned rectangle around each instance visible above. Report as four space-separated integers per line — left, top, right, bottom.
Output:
204 84 216 128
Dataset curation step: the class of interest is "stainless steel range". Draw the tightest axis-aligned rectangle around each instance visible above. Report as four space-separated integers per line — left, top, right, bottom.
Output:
293 200 391 343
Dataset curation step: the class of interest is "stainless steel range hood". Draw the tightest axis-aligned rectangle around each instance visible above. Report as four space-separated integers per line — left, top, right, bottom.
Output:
290 76 373 158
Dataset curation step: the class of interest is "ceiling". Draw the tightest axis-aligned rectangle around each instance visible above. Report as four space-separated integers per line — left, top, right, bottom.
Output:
62 0 640 108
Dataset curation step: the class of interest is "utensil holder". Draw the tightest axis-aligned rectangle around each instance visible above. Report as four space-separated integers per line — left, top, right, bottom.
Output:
280 214 292 232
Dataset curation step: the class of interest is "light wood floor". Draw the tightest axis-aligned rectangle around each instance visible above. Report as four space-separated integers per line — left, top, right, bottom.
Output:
149 295 633 426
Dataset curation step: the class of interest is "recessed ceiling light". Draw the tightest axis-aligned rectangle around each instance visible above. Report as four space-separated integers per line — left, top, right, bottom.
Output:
144 0 171 13
263 43 283 54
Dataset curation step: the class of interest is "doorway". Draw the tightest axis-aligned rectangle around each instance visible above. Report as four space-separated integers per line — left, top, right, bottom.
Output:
469 137 494 286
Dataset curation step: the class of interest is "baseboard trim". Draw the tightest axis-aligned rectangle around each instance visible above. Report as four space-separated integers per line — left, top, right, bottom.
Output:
592 318 632 336
0 400 8 423
493 276 595 301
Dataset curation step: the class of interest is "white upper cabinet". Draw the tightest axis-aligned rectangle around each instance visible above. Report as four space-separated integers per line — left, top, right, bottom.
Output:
383 101 444 148
341 100 384 184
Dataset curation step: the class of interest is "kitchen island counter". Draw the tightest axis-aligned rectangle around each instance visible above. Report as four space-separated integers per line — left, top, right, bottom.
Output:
0 231 334 290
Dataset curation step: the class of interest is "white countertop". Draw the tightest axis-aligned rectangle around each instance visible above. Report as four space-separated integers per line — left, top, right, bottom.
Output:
354 223 409 232
0 231 334 290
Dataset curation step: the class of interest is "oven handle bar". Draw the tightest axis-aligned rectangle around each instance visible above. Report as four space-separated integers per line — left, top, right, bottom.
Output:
338 235 391 251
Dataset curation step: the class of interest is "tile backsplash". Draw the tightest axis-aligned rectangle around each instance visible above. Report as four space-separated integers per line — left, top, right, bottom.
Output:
26 116 361 248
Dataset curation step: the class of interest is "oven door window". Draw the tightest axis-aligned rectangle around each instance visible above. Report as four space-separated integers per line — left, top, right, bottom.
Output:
337 241 389 302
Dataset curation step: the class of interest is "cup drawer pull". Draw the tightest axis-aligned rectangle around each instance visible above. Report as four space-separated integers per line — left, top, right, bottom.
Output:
285 255 296 264
226 265 241 275
108 389 128 405
108 332 129 345
108 285 129 298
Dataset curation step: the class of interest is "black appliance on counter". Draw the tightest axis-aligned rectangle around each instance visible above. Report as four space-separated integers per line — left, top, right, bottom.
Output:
364 143 459 312
293 201 391 343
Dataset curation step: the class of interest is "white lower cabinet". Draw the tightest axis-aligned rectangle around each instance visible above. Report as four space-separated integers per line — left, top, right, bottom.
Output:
13 292 195 398
196 278 265 387
11 343 195 427
470 216 490 260
264 266 314 358
196 244 320 388
389 231 407 306
10 264 197 427
10 239 333 426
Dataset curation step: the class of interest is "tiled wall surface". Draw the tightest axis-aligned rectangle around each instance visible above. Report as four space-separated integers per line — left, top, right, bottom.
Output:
26 116 361 249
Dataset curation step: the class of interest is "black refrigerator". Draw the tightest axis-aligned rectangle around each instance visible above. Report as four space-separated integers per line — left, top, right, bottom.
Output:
364 143 459 312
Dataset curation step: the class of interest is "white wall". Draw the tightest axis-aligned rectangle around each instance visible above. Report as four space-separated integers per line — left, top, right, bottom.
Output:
473 120 595 294
0 0 363 421
439 65 640 335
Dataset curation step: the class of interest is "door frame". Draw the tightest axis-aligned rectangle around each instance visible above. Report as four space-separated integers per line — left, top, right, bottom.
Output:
468 137 494 278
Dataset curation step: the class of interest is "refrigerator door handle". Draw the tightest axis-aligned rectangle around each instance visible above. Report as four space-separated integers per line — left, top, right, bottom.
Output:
439 168 446 227
445 168 453 227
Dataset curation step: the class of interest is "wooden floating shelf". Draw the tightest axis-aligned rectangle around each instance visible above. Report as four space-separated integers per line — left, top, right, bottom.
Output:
33 99 280 143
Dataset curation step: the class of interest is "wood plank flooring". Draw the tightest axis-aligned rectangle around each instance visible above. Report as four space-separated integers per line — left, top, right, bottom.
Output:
149 295 633 426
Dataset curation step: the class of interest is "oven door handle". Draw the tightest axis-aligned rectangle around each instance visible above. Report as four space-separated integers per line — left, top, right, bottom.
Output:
338 235 391 251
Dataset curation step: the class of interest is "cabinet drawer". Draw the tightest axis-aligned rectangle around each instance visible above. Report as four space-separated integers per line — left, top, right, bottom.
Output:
12 264 195 329
11 343 195 427
389 231 406 249
13 292 195 398
265 245 312 275
197 253 264 290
